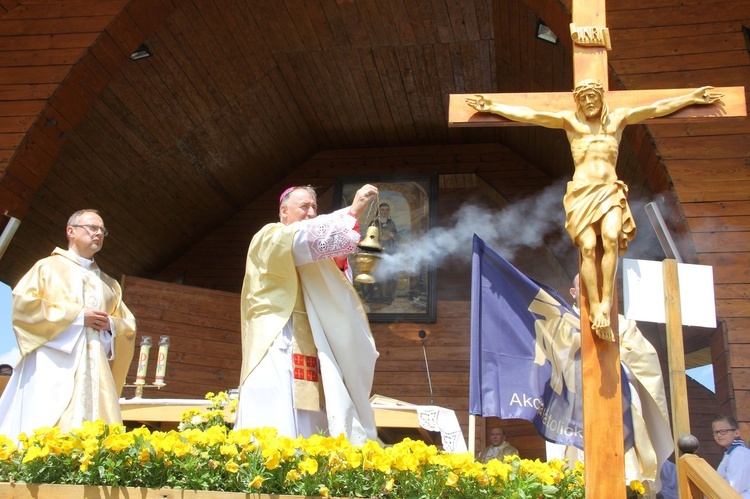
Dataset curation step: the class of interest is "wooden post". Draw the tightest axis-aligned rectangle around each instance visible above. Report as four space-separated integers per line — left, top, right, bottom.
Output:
579 248 625 498
571 0 609 85
662 259 692 498
559 1 627 489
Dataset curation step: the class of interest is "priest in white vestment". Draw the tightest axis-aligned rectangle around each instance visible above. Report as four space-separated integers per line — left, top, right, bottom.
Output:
235 185 380 445
0 210 137 442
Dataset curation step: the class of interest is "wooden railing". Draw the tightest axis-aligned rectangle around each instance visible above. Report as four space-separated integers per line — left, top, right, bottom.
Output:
677 434 740 499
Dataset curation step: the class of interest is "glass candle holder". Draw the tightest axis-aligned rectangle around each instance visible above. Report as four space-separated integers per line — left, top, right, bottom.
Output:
135 336 152 386
154 336 170 387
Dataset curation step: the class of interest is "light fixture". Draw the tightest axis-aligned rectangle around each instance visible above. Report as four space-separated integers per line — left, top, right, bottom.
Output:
536 21 558 44
130 44 152 61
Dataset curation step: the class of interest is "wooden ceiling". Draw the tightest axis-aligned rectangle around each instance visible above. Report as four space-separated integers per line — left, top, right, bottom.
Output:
0 0 747 329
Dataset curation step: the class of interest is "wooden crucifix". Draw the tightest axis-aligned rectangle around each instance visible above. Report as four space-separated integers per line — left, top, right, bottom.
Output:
449 0 746 497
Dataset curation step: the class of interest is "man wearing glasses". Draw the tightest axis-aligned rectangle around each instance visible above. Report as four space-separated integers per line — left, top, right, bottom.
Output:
0 209 136 442
712 415 750 498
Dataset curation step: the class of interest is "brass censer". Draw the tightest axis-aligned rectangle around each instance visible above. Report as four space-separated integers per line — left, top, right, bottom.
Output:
352 225 383 284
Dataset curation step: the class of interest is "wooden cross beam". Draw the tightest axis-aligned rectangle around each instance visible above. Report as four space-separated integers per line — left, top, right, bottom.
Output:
448 0 746 498
449 87 746 127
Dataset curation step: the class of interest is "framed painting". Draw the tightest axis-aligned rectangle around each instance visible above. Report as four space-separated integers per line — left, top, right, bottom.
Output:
333 173 438 323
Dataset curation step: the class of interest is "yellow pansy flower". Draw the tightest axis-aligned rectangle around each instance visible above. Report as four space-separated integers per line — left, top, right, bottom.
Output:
630 480 646 495
249 475 264 489
225 460 239 473
298 456 319 475
384 478 395 492
285 469 301 482
220 444 238 456
445 471 460 487
263 450 281 470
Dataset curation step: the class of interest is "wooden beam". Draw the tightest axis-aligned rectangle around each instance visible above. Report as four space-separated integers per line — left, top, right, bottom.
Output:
580 248 625 498
663 259 693 498
448 87 747 126
571 0 609 86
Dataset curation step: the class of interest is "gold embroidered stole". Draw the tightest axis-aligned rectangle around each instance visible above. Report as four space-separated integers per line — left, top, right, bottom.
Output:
79 268 103 420
291 284 323 411
240 223 322 410
58 259 121 430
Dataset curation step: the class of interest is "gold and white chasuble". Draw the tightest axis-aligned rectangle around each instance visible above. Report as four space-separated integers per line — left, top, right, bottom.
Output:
0 248 136 441
236 209 379 445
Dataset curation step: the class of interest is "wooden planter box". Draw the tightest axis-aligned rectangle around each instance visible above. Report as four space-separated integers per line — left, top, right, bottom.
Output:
0 483 335 498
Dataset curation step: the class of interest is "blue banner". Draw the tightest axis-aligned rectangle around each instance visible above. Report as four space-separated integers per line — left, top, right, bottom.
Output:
469 235 633 450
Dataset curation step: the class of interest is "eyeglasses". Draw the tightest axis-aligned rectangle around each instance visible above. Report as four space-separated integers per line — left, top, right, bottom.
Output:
712 428 737 436
71 224 109 237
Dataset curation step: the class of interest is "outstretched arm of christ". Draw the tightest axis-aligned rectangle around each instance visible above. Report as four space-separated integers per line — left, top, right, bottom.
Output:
624 86 723 125
465 95 568 129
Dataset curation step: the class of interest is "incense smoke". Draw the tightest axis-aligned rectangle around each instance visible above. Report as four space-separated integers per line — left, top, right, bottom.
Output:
373 181 569 279
369 180 674 282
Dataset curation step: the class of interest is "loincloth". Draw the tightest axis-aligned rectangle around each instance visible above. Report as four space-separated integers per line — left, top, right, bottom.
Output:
563 180 636 254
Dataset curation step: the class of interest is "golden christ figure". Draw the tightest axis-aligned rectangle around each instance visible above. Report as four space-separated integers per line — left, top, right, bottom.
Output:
467 81 722 340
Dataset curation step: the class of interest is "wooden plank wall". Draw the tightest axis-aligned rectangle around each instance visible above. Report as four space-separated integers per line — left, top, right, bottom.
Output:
686 373 726 468
690 195 750 436
0 0 178 217
604 0 750 440
120 275 242 400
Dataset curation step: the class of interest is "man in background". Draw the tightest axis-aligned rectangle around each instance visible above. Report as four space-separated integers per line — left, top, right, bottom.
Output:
236 185 380 445
0 209 136 441
478 426 518 463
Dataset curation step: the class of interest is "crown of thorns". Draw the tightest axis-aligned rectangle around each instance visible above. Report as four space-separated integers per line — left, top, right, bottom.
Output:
573 80 604 100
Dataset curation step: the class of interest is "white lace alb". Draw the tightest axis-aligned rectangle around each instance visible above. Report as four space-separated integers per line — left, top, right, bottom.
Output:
305 212 360 261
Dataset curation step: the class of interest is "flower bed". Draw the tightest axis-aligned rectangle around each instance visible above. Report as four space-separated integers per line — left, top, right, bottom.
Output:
0 419 585 498
0 392 596 497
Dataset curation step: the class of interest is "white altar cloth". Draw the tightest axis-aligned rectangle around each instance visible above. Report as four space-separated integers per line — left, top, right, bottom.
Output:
370 402 468 453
